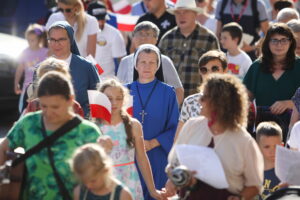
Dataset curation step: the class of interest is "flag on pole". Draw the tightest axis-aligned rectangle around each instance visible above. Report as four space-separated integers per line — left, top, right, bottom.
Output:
86 55 104 75
88 90 112 123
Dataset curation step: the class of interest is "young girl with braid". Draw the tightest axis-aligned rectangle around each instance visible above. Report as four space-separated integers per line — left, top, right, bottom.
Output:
95 79 163 200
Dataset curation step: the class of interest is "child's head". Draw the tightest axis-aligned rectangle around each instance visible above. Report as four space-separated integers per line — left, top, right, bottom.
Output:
25 23 47 49
98 79 134 147
71 143 113 192
220 22 243 49
256 121 283 163
98 79 130 115
198 50 228 81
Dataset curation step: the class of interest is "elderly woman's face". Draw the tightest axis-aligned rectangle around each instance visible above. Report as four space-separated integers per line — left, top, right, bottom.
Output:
133 30 157 48
136 51 158 81
268 33 291 58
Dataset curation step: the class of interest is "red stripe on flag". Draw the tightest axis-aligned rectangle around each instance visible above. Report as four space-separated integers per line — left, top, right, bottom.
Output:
126 107 133 116
96 64 104 75
115 5 132 14
117 23 136 32
90 104 111 123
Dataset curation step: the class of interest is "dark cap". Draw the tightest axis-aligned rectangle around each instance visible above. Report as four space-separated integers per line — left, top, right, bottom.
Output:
87 1 107 20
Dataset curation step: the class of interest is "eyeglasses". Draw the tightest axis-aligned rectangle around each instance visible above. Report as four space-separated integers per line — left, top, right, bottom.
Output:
134 32 156 38
58 8 73 13
48 38 68 45
269 38 290 46
199 66 220 74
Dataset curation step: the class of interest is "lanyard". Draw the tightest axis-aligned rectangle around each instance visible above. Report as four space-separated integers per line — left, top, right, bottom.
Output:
230 0 248 23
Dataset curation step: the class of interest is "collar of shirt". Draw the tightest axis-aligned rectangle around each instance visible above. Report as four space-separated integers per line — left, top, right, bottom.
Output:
176 23 201 39
63 53 72 67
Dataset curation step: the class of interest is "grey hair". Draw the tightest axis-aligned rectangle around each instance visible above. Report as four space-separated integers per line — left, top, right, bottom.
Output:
133 21 160 39
277 8 300 22
133 44 161 69
287 19 300 32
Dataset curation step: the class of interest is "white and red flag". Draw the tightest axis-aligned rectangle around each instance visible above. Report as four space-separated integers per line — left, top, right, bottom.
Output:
88 90 111 123
116 14 139 32
86 55 104 75
126 95 133 116
111 0 131 14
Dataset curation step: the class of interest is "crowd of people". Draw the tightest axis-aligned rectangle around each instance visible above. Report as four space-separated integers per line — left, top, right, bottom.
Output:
2 0 300 199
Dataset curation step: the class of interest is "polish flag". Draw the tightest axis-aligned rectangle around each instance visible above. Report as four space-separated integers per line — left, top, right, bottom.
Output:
88 90 111 123
116 14 139 32
111 0 131 14
86 55 104 75
126 95 133 116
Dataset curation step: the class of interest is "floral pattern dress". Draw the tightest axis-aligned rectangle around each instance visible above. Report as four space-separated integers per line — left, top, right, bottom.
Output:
99 123 144 200
7 111 101 199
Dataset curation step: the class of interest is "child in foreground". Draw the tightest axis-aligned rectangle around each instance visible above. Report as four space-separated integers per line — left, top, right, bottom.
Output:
71 143 133 200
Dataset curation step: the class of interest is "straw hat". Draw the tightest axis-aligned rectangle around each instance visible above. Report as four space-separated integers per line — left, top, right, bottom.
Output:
168 0 203 14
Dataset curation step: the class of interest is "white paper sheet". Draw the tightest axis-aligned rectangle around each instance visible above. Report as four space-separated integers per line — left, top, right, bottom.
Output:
275 145 300 185
175 144 229 189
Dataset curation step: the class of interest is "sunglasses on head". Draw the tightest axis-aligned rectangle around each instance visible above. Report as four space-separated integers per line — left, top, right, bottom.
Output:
58 8 73 13
199 66 220 74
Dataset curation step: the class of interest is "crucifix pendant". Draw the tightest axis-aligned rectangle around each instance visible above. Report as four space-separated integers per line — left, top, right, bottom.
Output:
139 110 147 124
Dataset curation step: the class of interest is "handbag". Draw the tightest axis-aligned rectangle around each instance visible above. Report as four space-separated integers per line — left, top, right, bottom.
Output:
0 115 82 200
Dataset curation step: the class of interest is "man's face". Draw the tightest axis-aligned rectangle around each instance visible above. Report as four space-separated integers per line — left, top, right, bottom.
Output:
143 0 164 14
174 9 197 31
48 28 71 59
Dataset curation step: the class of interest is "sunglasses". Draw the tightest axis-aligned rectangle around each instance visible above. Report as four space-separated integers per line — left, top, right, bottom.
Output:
58 8 73 13
199 66 220 74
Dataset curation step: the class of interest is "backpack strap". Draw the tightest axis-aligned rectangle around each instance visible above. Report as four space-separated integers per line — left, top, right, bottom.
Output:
220 0 229 23
251 0 260 28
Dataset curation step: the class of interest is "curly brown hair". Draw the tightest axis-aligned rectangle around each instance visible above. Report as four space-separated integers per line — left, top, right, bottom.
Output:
200 74 249 130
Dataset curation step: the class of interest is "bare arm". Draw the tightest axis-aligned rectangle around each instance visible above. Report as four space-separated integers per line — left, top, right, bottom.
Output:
175 88 184 106
133 120 163 200
86 34 97 57
73 185 80 200
119 187 133 200
174 121 184 143
14 63 25 94
260 21 269 35
0 138 10 165
227 186 259 200
216 20 223 40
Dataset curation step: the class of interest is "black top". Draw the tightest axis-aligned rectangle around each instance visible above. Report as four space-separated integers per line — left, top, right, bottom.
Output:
79 184 123 200
137 11 176 42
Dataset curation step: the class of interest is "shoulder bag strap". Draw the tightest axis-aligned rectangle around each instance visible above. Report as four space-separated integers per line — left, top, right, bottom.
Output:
12 116 82 167
41 116 81 200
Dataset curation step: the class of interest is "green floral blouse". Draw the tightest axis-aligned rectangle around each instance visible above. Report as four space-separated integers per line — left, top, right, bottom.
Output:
7 111 102 200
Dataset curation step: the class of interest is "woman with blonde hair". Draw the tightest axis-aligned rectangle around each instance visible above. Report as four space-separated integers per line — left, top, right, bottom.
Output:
46 0 98 57
71 143 133 200
164 74 263 200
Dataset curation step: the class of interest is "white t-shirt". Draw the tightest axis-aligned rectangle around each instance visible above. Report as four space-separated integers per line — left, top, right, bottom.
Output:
117 53 183 89
288 121 300 150
95 23 126 78
227 51 252 79
203 17 217 33
46 12 99 57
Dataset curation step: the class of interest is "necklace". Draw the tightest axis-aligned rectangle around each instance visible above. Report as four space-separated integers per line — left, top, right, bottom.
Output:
135 80 159 124
230 0 248 23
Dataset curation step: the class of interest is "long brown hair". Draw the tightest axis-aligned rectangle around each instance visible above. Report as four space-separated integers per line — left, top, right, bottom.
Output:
99 79 134 147
260 23 296 73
